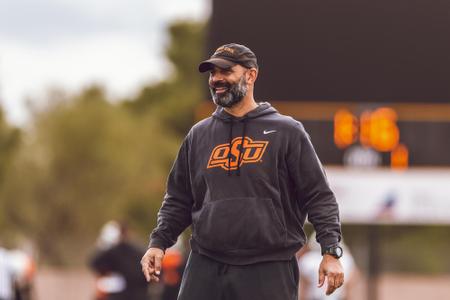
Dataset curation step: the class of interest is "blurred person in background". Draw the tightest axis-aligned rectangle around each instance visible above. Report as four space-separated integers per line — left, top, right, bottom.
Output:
141 43 344 300
0 246 14 300
160 237 186 300
9 249 35 300
297 233 358 300
89 221 150 300
0 245 35 300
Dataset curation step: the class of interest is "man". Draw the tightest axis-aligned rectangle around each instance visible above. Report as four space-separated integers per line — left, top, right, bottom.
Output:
0 246 14 300
90 221 150 300
141 43 344 300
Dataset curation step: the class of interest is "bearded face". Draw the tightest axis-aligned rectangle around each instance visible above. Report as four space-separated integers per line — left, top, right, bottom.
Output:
209 73 248 108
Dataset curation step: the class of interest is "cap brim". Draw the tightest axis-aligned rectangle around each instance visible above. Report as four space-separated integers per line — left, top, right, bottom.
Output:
198 58 236 73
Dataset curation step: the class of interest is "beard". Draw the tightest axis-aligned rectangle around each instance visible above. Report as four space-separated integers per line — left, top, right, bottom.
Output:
210 75 248 108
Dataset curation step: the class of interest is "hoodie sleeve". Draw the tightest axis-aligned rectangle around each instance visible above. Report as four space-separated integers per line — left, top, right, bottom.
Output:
149 133 194 251
287 122 342 252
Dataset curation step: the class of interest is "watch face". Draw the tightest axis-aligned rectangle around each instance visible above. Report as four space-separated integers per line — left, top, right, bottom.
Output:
335 246 343 257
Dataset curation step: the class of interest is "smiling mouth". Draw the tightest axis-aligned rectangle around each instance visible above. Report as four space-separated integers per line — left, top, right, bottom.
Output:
214 87 228 94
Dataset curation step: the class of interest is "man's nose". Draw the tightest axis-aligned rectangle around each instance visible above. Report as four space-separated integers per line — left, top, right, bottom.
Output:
210 72 224 84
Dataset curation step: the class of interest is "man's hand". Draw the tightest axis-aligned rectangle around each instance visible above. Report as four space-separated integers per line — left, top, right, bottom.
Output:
141 247 165 282
318 254 344 295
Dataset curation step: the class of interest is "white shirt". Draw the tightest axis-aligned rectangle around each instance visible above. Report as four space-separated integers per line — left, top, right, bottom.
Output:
298 250 354 300
0 248 14 300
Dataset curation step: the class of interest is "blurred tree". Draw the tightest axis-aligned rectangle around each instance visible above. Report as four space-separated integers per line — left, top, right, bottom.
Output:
0 109 21 182
0 86 178 264
0 20 206 265
0 108 21 237
125 21 206 135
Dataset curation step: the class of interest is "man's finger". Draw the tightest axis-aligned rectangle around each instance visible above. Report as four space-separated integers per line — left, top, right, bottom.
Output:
326 273 336 295
318 269 326 287
141 257 151 282
142 266 150 282
148 258 155 274
150 274 160 282
337 272 344 288
154 253 164 275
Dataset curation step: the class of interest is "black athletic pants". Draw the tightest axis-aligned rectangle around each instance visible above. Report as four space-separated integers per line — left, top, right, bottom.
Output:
177 251 299 300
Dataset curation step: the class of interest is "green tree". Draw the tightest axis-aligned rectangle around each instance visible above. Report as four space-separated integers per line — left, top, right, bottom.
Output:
0 109 20 182
0 20 206 265
1 86 179 263
125 21 206 136
0 108 21 238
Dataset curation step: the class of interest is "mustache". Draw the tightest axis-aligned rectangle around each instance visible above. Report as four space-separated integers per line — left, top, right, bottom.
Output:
210 81 231 89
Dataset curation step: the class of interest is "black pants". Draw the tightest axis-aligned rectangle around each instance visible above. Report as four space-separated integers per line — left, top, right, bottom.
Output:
177 252 299 300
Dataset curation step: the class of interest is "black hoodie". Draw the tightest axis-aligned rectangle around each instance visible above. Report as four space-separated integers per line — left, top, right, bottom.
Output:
149 102 341 265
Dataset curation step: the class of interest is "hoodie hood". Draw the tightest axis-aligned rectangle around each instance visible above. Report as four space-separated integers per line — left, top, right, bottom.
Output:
212 102 278 121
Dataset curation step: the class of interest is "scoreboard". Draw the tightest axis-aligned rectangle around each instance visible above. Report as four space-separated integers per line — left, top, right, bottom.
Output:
207 0 450 103
201 0 450 166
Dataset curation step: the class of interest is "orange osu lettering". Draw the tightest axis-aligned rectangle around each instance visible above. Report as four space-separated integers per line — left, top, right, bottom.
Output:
207 137 269 170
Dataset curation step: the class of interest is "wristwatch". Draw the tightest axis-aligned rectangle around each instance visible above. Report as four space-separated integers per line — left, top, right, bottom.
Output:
322 245 343 259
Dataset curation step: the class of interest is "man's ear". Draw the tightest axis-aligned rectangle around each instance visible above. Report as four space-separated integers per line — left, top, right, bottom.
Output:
246 68 258 84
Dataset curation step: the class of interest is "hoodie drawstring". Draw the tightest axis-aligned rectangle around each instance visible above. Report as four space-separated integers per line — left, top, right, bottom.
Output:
227 121 233 176
236 119 247 176
227 119 248 176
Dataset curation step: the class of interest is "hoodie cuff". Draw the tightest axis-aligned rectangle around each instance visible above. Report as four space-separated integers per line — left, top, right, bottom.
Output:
148 238 167 252
319 237 341 254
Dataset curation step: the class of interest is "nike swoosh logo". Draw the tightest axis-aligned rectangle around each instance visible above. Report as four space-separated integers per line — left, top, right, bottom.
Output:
263 130 277 134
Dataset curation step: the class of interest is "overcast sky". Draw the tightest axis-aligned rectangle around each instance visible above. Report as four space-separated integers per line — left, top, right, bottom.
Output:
0 0 210 125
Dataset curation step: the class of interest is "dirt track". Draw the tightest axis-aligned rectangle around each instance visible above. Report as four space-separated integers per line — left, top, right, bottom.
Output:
34 268 450 300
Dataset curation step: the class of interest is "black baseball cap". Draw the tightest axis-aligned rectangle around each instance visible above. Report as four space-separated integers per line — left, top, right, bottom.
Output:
198 43 258 73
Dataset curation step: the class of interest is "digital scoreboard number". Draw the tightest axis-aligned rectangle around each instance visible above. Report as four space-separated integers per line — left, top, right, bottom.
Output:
333 108 407 168
297 103 450 167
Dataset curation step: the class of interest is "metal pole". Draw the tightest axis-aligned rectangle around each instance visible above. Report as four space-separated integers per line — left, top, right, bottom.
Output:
367 225 380 300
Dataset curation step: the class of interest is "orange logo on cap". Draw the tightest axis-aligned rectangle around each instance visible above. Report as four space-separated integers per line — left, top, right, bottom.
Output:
207 137 268 170
215 46 235 56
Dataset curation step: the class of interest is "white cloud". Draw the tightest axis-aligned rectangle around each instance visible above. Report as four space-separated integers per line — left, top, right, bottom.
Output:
0 33 168 120
0 0 210 125
0 0 209 41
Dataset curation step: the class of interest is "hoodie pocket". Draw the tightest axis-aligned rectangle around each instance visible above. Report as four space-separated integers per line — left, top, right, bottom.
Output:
194 197 286 252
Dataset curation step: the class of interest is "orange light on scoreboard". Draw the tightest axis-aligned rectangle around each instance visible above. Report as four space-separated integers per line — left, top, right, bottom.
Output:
333 107 408 168
391 144 409 169
359 110 372 147
368 108 400 152
334 109 358 149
